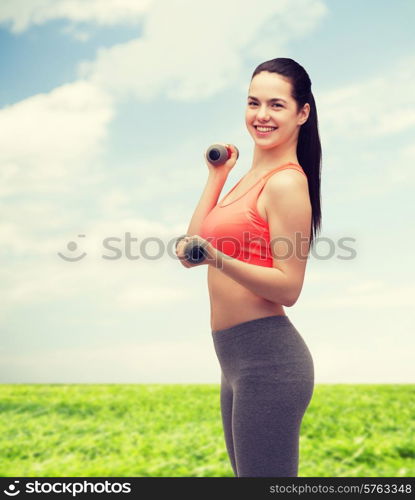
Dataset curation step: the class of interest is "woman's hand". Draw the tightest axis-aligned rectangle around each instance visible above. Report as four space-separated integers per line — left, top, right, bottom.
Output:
205 143 238 176
175 234 216 268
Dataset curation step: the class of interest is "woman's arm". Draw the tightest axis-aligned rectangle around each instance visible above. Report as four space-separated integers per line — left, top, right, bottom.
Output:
208 251 295 306
186 170 228 235
205 170 312 307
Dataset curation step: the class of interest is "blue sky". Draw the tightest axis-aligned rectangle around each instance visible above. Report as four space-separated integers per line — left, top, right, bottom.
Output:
1 0 414 384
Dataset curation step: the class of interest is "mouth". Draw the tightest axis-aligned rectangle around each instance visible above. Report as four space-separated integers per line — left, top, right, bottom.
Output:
254 125 278 136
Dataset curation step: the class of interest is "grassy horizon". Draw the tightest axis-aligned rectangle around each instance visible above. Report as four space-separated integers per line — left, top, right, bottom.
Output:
0 384 414 477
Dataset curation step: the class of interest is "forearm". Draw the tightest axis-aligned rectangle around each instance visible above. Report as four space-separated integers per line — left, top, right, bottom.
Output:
186 170 228 235
207 246 295 307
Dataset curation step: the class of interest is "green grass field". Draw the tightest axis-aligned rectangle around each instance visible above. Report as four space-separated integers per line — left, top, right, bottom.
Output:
0 384 413 477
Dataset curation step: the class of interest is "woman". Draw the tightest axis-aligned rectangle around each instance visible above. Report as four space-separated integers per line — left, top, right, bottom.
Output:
176 57 322 477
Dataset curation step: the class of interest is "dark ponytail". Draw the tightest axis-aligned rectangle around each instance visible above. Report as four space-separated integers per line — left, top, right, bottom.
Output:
251 58 322 250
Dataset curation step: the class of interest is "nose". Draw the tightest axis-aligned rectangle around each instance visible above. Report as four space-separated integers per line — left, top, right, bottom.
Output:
256 105 270 121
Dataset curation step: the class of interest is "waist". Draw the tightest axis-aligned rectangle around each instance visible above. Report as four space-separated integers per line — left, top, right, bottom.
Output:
207 266 285 331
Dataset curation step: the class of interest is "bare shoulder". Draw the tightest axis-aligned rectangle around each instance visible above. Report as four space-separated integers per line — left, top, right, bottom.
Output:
264 168 309 200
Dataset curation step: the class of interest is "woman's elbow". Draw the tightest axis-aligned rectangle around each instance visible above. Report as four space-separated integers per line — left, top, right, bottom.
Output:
271 292 296 308
282 285 302 307
283 296 298 308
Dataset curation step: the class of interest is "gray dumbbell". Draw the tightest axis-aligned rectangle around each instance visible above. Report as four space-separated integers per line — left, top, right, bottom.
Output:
175 235 208 264
206 143 239 166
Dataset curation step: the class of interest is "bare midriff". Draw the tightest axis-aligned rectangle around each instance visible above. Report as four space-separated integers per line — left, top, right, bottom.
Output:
207 179 286 332
208 268 286 331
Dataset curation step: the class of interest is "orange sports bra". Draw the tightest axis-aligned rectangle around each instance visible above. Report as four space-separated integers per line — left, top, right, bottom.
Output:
199 162 306 267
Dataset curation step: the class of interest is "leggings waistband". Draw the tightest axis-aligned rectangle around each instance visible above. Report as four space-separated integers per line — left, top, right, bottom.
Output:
211 314 294 343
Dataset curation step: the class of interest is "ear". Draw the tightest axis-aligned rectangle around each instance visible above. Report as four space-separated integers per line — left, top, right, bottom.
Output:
298 102 310 126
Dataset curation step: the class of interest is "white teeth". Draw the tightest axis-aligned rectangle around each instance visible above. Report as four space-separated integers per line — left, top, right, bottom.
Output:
256 126 276 132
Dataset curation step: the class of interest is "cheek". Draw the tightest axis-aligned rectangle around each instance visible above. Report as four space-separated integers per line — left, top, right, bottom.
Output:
281 113 295 126
245 110 255 123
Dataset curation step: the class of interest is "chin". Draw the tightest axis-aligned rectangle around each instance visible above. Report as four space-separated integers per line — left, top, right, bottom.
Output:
261 144 280 151
254 139 280 149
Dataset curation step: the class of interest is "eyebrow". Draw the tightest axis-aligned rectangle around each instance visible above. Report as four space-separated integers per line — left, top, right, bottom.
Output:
247 95 287 104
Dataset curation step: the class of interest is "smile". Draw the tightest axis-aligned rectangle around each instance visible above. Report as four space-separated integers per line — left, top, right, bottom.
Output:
254 125 278 135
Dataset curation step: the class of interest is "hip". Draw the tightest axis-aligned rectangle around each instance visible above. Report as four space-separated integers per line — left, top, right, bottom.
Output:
211 314 314 385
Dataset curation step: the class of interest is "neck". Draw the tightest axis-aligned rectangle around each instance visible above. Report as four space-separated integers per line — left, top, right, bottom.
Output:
249 137 299 174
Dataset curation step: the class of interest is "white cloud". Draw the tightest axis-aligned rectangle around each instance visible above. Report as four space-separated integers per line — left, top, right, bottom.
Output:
301 281 415 309
315 343 415 383
0 337 220 383
115 286 188 308
315 54 415 197
0 80 114 194
0 209 202 318
0 251 194 313
0 0 153 34
0 210 179 257
77 0 327 102
317 54 415 140
2 325 414 383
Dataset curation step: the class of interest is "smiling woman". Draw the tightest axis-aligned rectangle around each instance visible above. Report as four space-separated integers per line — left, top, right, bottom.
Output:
176 57 322 477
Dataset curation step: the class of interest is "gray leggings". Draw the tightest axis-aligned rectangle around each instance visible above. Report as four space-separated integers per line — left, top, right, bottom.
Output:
211 315 314 477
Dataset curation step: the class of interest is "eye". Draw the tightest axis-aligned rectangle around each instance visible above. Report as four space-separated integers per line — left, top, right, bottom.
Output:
247 101 283 108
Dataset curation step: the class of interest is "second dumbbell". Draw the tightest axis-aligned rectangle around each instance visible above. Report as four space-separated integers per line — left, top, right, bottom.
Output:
175 235 208 264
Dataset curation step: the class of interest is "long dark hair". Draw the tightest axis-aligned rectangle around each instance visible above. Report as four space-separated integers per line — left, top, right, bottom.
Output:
251 57 322 250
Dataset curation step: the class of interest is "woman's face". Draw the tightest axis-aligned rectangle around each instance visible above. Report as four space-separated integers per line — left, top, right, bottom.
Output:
245 71 309 150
